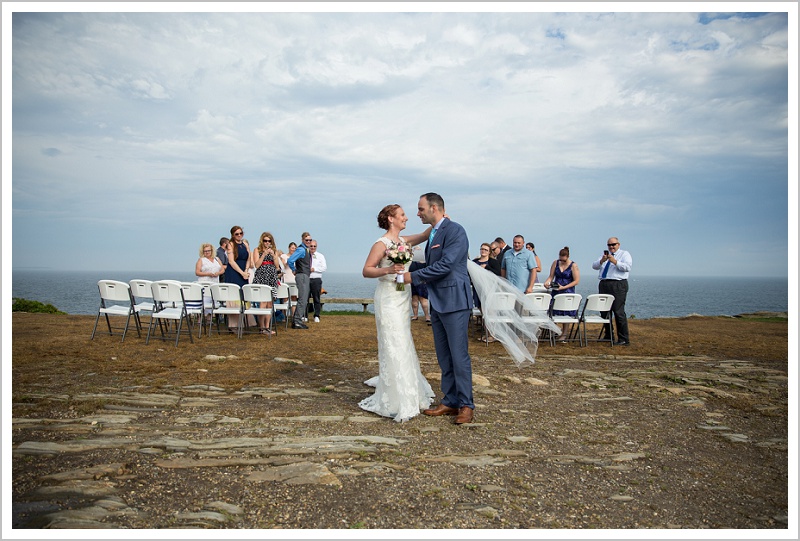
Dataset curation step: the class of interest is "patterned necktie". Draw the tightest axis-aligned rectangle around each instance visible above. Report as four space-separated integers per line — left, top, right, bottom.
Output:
429 228 436 244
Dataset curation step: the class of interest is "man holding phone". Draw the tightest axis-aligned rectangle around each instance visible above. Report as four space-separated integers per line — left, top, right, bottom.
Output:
591 237 633 346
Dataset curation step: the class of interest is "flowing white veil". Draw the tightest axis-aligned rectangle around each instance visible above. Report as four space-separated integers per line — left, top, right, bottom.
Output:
467 259 560 367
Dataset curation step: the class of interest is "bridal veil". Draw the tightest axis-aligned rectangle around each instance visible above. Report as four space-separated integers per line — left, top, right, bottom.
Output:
466 259 560 367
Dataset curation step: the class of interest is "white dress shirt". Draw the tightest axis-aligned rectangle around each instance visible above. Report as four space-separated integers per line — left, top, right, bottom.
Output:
592 249 632 280
310 251 327 279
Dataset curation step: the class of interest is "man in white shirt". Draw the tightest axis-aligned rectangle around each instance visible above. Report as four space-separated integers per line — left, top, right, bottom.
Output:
309 241 327 323
591 237 633 346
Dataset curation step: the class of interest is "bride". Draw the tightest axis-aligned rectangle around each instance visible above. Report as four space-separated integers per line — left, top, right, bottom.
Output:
359 204 435 422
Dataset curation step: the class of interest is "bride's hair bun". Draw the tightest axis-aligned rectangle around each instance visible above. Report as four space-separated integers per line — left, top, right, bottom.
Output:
378 204 401 230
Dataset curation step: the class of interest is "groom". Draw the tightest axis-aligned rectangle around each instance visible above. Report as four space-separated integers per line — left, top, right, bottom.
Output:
404 193 475 424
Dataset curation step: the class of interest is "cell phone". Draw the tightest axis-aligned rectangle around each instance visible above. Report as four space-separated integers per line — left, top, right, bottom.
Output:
604 250 609 255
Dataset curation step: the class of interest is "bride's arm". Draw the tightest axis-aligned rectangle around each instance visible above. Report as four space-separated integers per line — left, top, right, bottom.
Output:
362 241 404 278
403 225 433 247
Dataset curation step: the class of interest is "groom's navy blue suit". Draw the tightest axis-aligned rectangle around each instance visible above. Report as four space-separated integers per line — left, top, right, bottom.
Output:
411 218 474 410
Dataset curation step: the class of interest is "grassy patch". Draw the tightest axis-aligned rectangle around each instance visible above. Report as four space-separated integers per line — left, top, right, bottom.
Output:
321 310 374 316
12 298 66 315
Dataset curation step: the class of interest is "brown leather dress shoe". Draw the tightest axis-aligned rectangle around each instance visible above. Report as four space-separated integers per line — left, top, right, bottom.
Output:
423 404 459 416
454 406 474 424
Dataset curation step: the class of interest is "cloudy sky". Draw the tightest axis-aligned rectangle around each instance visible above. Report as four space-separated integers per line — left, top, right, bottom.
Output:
4 4 795 278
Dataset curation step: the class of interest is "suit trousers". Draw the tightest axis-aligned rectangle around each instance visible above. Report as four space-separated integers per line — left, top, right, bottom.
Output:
430 307 474 410
309 277 323 318
599 278 629 343
294 273 311 324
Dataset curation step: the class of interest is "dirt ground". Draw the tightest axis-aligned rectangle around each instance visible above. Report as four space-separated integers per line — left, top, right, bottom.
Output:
9 311 791 533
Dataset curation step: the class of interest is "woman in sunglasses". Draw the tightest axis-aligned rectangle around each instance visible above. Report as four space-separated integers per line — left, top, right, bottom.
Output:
251 232 279 335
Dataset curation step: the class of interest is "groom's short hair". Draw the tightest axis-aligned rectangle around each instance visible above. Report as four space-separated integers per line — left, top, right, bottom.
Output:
421 192 445 210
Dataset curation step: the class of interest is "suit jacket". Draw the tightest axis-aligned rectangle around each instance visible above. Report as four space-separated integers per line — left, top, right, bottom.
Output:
411 218 473 314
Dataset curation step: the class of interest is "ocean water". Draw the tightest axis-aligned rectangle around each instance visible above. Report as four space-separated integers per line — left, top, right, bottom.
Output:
10 270 789 320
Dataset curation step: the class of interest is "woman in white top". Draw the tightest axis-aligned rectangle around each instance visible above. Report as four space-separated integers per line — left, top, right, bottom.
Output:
195 243 225 314
279 242 298 318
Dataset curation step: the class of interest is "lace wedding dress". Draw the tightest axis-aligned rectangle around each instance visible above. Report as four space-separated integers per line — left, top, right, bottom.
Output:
359 237 435 422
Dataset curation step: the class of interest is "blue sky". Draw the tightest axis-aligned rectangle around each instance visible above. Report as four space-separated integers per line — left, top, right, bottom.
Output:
3 4 796 278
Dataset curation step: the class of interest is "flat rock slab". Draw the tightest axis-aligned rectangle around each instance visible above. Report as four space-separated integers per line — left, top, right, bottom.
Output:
248 462 342 486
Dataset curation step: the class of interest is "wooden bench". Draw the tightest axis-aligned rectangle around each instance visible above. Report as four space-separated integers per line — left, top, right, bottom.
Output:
315 298 374 313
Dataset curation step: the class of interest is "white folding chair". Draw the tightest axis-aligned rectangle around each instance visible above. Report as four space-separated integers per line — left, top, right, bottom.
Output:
482 292 517 344
578 294 616 347
180 282 206 338
129 279 155 314
549 293 582 345
91 280 140 342
520 292 552 340
131 279 166 335
242 284 275 337
273 283 292 329
209 283 244 338
146 280 193 346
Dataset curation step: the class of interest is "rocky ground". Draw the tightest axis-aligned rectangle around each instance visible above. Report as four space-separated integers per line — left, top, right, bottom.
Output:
9 311 790 533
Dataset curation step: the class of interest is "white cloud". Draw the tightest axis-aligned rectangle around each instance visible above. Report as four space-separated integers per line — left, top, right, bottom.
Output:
6 9 793 277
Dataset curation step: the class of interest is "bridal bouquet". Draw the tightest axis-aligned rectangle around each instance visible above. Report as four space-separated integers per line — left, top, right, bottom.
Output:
386 240 413 291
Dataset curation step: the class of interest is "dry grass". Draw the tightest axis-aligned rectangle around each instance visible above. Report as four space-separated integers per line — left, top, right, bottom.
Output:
11 312 787 394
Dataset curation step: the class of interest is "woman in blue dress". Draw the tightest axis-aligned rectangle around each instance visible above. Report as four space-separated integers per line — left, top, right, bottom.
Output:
223 225 251 331
544 246 581 341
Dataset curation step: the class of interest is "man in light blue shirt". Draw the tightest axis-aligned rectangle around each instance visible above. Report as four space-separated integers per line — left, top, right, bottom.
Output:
500 235 538 293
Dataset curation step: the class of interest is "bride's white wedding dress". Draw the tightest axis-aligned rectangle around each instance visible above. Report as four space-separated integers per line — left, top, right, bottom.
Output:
359 237 435 422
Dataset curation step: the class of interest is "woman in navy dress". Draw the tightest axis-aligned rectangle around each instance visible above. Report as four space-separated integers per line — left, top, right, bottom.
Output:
544 246 581 341
224 225 250 330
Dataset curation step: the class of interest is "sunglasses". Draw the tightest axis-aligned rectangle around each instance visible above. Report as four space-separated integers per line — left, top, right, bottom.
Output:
607 243 619 247
262 239 271 243
235 231 244 236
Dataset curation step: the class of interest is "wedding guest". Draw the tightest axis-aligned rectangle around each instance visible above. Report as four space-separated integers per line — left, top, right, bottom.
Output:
543 246 580 342
280 242 297 286
591 236 632 346
472 242 500 342
309 240 327 323
250 232 280 335
474 242 501 276
525 242 543 274
493 237 511 260
195 243 225 316
489 241 504 269
500 235 538 293
223 225 250 332
286 232 313 329
279 242 298 320
216 237 229 283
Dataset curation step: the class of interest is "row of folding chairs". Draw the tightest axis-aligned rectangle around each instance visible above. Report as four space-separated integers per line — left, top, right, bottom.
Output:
480 291 616 347
91 279 296 346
